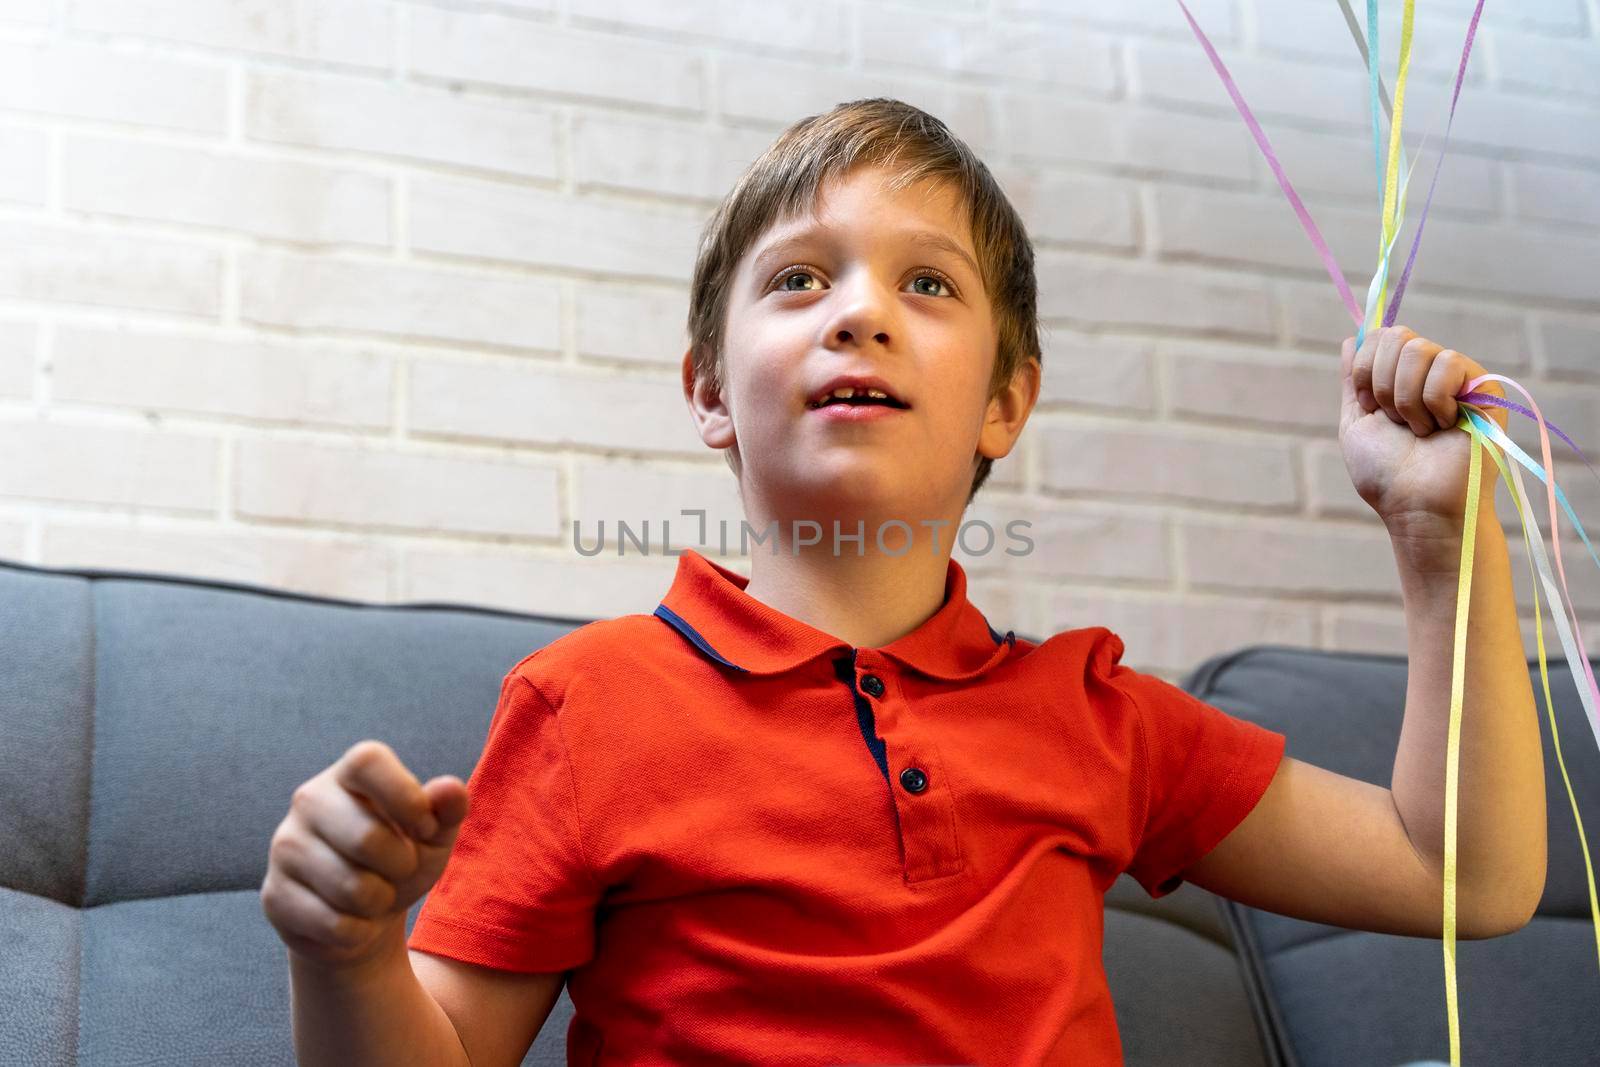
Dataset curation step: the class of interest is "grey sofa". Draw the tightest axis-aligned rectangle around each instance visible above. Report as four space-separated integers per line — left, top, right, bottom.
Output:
2 553 1596 1066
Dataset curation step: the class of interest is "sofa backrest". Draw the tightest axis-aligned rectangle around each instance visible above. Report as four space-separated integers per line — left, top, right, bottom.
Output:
1 556 1270 1065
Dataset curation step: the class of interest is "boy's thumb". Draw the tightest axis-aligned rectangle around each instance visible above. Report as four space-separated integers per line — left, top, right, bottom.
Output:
421 775 470 835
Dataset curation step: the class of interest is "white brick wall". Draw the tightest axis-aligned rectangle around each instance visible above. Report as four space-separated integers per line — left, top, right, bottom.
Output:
1 0 1597 682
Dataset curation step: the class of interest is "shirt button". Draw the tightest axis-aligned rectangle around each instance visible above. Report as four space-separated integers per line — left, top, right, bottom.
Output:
900 766 928 794
861 674 885 697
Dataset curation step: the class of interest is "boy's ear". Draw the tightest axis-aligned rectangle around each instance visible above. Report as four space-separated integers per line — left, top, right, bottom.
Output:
977 355 1041 462
682 346 736 450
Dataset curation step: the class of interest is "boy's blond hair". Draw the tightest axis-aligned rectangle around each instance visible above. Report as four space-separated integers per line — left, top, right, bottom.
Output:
685 97 1043 505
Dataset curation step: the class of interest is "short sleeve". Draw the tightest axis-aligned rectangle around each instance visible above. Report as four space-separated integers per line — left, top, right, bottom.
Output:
1121 669 1287 900
408 670 601 973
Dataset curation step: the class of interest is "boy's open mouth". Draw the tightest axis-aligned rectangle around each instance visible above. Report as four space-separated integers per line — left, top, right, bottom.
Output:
806 385 911 410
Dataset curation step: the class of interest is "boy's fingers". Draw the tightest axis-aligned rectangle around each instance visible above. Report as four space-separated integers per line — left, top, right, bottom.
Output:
335 740 438 840
422 776 470 836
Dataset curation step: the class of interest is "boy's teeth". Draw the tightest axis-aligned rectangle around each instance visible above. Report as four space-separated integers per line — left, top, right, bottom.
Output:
810 384 898 408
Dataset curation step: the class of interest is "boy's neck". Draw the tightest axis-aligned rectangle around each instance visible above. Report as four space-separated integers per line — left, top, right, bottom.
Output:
740 541 954 653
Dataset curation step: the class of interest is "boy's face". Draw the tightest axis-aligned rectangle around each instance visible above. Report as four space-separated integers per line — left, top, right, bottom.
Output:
685 163 1036 528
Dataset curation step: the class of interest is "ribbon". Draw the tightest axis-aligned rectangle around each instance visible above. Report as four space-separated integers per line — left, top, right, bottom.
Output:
1175 3 1600 1064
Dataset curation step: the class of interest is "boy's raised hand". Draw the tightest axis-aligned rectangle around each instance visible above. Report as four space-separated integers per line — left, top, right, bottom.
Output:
1338 324 1511 537
260 739 470 972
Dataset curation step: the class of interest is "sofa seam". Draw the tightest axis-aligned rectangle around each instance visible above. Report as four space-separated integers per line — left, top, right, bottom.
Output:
76 578 95 1067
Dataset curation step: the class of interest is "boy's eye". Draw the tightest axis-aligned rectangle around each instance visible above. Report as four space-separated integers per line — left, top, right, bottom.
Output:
771 265 958 299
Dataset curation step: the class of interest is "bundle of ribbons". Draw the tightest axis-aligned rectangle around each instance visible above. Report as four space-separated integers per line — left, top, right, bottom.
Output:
1176 1 1600 1063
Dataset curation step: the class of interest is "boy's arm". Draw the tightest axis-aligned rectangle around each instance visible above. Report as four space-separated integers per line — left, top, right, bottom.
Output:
290 927 472 1067
1183 510 1547 939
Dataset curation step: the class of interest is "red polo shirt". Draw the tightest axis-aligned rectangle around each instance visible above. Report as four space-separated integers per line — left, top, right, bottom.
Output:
408 547 1287 1065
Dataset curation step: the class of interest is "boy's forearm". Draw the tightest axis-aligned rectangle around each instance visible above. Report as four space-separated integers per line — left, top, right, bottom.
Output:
1386 503 1547 932
290 928 471 1067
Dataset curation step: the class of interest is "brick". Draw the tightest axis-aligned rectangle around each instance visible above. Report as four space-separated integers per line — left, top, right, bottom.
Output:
1477 0 1589 35
1322 604 1409 656
1305 440 1375 520
1132 41 1455 135
1152 184 1373 289
988 165 1137 251
960 498 1170 584
51 324 392 429
409 174 704 281
1442 91 1600 165
1504 531 1600 616
573 111 772 201
1047 589 1317 675
1491 458 1600 551
1331 595 1592 664
1396 213 1600 305
1039 418 1298 508
246 69 560 181
1182 514 1398 597
572 0 847 61
1253 0 1493 83
1035 331 1157 414
0 125 48 208
0 516 27 561
0 321 34 399
1509 160 1600 230
716 56 992 154
1121 108 1257 183
468 0 555 11
1262 191 1600 307
403 544 682 619
961 571 1037 642
0 418 218 512
234 437 561 539
980 443 1025 492
992 95 1117 170
71 0 392 69
42 521 393 601
940 87 999 158
0 220 221 317
1036 252 1276 339
858 5 1116 95
997 0 1238 43
239 250 560 352
985 104 1258 191
1262 125 1499 218
1490 27 1600 100
576 282 690 369
62 136 391 246
408 359 703 456
0 0 49 25
1283 282 1532 373
1167 344 1338 434
571 459 744 555
0 39 226 135
409 6 704 113
1537 314 1600 379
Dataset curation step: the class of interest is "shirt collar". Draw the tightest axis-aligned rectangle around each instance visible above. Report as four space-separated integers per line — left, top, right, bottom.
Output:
653 548 1015 681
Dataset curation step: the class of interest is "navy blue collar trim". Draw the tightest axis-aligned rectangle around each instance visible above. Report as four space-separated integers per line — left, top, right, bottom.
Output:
654 604 748 672
655 602 1012 674
987 621 1016 647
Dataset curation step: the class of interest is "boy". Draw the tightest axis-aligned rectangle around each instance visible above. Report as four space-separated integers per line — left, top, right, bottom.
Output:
265 98 1546 1066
